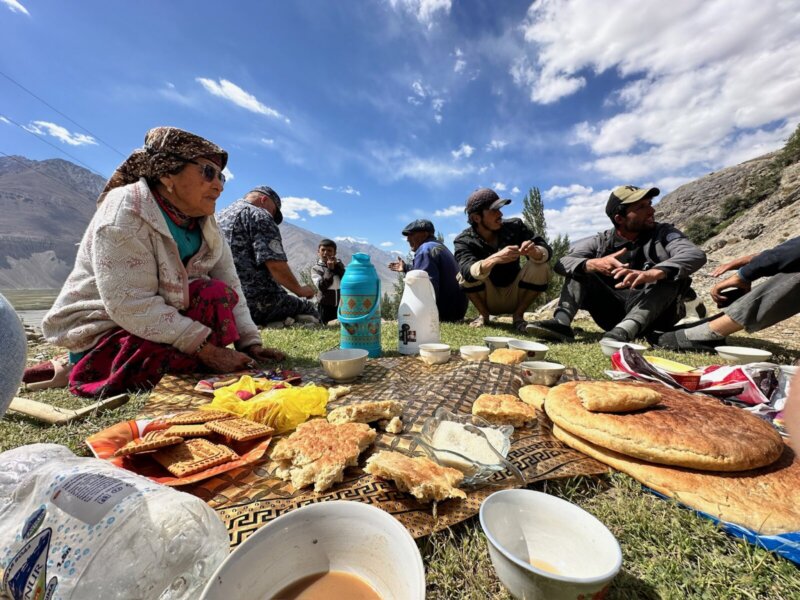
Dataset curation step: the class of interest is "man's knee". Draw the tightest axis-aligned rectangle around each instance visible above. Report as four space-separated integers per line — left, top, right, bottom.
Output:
519 260 550 290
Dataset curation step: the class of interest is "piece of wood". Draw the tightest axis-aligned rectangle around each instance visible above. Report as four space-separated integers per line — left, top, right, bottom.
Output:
7 394 129 425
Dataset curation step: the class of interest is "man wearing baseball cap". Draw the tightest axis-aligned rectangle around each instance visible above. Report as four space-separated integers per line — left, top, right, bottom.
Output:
453 188 552 331
218 185 319 326
528 185 706 343
388 219 467 322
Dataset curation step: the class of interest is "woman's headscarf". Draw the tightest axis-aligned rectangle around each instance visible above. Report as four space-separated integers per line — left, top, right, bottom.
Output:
98 126 227 203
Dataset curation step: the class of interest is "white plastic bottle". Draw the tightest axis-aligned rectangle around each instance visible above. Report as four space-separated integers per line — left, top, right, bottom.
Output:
0 444 230 600
397 269 440 354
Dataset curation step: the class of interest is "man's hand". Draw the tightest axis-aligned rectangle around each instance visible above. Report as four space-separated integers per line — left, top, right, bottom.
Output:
295 285 315 299
519 240 545 261
388 258 406 272
585 248 629 277
196 344 254 373
710 254 756 277
613 268 665 289
245 344 286 363
491 245 522 264
710 273 751 305
326 258 338 270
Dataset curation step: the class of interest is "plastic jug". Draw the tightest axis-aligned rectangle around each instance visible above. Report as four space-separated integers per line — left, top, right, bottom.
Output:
338 253 381 358
397 269 440 355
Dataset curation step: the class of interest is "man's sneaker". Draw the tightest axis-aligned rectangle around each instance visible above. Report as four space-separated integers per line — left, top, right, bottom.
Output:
601 327 633 343
526 319 576 342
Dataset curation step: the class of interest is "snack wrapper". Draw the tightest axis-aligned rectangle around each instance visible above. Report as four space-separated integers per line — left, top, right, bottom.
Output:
205 375 328 433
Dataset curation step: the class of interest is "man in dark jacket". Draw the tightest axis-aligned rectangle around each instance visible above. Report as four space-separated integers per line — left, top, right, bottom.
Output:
311 238 346 324
453 188 552 332
528 185 706 343
388 219 468 322
658 235 800 350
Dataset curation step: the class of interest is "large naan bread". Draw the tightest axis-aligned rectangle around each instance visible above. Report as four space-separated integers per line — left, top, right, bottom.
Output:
553 425 800 535
545 381 783 471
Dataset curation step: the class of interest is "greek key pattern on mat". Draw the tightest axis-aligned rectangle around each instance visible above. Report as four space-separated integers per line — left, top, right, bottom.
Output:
145 357 607 546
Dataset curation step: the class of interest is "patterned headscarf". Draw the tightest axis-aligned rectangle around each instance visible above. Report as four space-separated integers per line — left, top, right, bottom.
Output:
98 126 227 203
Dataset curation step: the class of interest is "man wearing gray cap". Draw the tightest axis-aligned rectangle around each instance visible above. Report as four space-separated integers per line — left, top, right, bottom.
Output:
453 188 552 331
218 186 319 326
389 219 468 322
528 185 706 343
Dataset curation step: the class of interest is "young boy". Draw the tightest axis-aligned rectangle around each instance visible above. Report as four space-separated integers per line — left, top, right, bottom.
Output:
311 239 346 324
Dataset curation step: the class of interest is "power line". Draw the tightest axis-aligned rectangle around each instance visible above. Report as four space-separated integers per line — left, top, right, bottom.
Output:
0 70 127 158
2 114 108 178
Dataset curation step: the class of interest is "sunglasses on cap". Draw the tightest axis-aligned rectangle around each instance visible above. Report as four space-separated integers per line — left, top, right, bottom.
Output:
187 159 226 184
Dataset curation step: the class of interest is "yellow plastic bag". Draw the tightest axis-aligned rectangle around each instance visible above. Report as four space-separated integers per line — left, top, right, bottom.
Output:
205 375 328 434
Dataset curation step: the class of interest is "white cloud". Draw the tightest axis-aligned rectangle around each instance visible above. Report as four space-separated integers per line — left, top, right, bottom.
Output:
222 167 234 181
0 116 10 124
411 80 428 98
486 139 508 151
323 184 362 196
380 241 394 247
281 197 333 219
434 205 463 217
511 186 521 195
23 121 97 146
2 0 29 15
369 146 475 185
539 186 612 240
454 59 466 74
492 182 507 192
322 185 334 191
387 0 451 28
196 78 290 123
517 0 800 179
543 184 592 200
451 143 474 159
432 97 445 123
335 236 369 244
261 138 275 146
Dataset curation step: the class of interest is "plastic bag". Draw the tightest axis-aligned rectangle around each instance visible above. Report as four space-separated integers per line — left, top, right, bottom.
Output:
207 375 328 433
0 444 229 600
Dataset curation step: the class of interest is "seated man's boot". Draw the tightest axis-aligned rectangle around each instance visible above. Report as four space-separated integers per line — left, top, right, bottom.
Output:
526 318 576 342
601 327 633 343
656 329 725 352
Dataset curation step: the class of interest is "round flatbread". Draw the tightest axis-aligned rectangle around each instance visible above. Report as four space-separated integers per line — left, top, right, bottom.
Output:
575 381 661 413
545 381 783 471
518 384 550 411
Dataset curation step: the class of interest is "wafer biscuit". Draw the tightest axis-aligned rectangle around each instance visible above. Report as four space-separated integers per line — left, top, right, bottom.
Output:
164 424 212 437
164 410 233 425
112 431 184 458
472 393 536 427
153 438 237 477
205 417 275 441
364 451 466 502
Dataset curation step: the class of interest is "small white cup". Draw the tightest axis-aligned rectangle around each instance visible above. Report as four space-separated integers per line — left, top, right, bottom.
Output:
419 343 451 365
460 345 491 361
484 336 515 351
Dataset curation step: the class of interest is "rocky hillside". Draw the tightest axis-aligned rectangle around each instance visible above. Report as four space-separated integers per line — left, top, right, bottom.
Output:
0 156 399 292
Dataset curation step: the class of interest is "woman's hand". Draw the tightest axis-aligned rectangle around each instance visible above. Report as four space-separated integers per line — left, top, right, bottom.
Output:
245 344 286 363
196 344 253 373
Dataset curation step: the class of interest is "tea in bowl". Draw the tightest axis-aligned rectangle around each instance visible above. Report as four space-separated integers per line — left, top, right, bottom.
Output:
480 489 621 600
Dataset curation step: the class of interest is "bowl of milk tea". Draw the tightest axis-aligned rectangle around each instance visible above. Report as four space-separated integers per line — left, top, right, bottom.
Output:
479 489 621 600
199 500 425 600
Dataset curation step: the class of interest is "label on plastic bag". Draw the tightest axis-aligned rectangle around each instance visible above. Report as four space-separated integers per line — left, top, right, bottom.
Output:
50 473 135 526
2 527 57 600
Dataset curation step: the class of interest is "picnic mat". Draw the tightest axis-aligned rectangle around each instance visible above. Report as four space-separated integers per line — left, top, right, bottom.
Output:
141 357 608 547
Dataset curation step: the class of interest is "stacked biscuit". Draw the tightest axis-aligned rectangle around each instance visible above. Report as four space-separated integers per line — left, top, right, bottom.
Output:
541 381 800 534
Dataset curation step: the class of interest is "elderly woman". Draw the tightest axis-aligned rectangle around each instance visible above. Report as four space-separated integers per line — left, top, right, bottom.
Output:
40 127 283 397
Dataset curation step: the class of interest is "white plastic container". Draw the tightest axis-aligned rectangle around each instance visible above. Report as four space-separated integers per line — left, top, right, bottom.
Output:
398 269 440 355
0 444 230 600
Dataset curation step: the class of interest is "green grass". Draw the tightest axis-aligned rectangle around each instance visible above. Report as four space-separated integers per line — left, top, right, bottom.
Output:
3 319 799 599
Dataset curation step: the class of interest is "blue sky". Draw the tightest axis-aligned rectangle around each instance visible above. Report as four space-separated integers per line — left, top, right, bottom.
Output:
2 0 799 252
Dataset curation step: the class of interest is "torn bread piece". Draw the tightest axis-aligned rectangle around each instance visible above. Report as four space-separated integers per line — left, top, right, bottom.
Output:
472 393 536 427
518 384 550 411
327 400 402 425
576 381 662 413
378 416 404 434
327 385 352 402
489 348 527 365
271 420 376 492
364 451 465 502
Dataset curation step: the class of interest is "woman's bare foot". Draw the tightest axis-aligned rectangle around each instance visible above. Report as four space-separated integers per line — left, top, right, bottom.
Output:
469 315 486 328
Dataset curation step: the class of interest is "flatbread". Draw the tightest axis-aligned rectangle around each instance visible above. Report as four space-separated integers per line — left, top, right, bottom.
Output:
327 400 402 424
545 382 783 471
489 348 527 365
472 393 536 427
271 419 376 492
518 385 550 411
553 425 800 535
576 381 662 413
364 451 466 502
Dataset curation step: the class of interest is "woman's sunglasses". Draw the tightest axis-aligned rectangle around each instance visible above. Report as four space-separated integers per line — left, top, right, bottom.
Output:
187 159 226 184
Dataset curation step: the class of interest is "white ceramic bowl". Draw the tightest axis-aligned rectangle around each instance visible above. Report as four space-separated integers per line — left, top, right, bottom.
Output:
507 339 549 361
480 489 622 600
599 340 648 357
419 343 451 365
319 348 369 382
200 501 425 600
460 345 491 361
519 361 566 386
484 336 516 351
715 345 773 364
